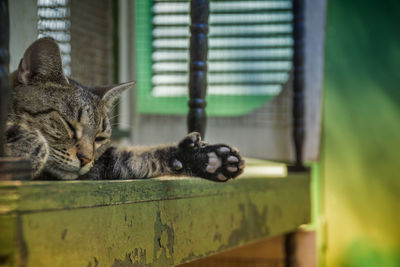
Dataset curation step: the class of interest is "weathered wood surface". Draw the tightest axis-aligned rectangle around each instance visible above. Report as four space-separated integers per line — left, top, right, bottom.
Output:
0 158 31 181
0 165 310 267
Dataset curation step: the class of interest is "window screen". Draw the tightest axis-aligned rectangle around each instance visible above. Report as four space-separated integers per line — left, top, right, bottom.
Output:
135 0 294 116
37 0 114 86
37 0 71 76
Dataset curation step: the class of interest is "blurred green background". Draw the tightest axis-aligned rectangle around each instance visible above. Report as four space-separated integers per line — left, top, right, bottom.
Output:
318 0 400 265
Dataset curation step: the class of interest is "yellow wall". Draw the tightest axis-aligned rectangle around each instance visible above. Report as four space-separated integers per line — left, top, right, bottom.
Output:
321 0 400 266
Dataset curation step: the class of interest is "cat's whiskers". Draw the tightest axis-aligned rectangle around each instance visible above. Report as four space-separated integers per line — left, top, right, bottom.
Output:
110 102 119 112
110 122 129 127
108 114 120 121
108 102 120 116
110 122 137 132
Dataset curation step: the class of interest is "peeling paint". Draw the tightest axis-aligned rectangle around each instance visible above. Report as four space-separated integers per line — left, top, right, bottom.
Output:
111 249 148 267
179 198 271 265
61 229 67 240
86 257 99 267
213 232 222 242
16 217 28 267
153 211 175 265
226 202 270 247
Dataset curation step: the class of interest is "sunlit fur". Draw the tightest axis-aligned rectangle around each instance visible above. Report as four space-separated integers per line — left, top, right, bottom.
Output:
5 38 245 181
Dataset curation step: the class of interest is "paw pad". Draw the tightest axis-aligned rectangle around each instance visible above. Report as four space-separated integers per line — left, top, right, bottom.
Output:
217 147 230 154
172 159 183 170
227 156 239 163
217 173 228 181
204 145 245 182
227 166 238 172
205 152 221 173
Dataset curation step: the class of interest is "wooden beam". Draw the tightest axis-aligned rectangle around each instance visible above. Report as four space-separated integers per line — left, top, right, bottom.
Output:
0 171 310 266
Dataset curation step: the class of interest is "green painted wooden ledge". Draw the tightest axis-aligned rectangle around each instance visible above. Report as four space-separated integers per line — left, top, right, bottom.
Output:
0 160 310 267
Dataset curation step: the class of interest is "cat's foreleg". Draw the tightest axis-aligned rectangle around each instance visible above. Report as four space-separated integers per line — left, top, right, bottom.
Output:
4 122 49 178
87 132 245 181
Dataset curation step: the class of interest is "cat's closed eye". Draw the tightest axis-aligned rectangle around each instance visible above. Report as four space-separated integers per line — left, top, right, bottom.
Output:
95 136 107 142
64 119 77 140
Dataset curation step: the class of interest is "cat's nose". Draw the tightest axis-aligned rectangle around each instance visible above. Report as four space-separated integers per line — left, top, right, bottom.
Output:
77 153 91 166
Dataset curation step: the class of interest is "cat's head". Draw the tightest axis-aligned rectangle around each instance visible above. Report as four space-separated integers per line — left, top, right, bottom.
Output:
10 37 134 179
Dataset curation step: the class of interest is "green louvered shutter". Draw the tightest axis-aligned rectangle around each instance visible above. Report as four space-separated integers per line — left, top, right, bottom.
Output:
135 0 293 116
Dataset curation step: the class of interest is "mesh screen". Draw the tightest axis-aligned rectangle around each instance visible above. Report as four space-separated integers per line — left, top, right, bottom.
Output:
208 81 292 129
70 0 113 86
37 0 114 86
37 0 71 76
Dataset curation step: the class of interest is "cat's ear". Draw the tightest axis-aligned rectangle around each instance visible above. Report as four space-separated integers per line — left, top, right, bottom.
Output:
90 81 136 109
18 37 69 85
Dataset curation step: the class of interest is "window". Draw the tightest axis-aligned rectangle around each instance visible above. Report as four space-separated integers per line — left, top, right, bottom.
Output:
135 0 294 116
133 0 325 163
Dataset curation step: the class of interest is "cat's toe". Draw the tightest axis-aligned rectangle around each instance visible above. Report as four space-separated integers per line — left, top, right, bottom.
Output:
217 146 230 154
179 132 202 152
222 147 245 179
227 166 238 172
172 159 183 170
217 173 228 181
225 158 245 176
227 155 239 163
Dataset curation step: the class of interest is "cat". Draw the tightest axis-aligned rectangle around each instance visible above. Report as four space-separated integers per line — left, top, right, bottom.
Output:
5 37 245 181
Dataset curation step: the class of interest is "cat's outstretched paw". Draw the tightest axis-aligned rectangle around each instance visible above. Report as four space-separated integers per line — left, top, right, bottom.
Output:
176 132 245 182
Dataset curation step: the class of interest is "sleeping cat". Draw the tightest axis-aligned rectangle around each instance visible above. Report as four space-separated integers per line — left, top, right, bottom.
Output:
5 37 245 181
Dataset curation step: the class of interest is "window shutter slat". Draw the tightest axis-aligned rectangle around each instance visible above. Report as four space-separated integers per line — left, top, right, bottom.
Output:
153 61 292 73
153 12 293 25
151 0 293 97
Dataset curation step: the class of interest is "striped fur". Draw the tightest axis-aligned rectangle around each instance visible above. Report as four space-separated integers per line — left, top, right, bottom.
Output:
6 38 245 181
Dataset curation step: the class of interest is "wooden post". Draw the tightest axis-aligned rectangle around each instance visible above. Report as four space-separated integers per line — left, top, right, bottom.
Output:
187 0 209 137
0 0 10 156
285 232 298 267
292 0 306 170
285 0 306 264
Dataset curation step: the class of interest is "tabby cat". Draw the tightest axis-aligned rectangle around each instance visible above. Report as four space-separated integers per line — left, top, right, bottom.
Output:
5 37 245 181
